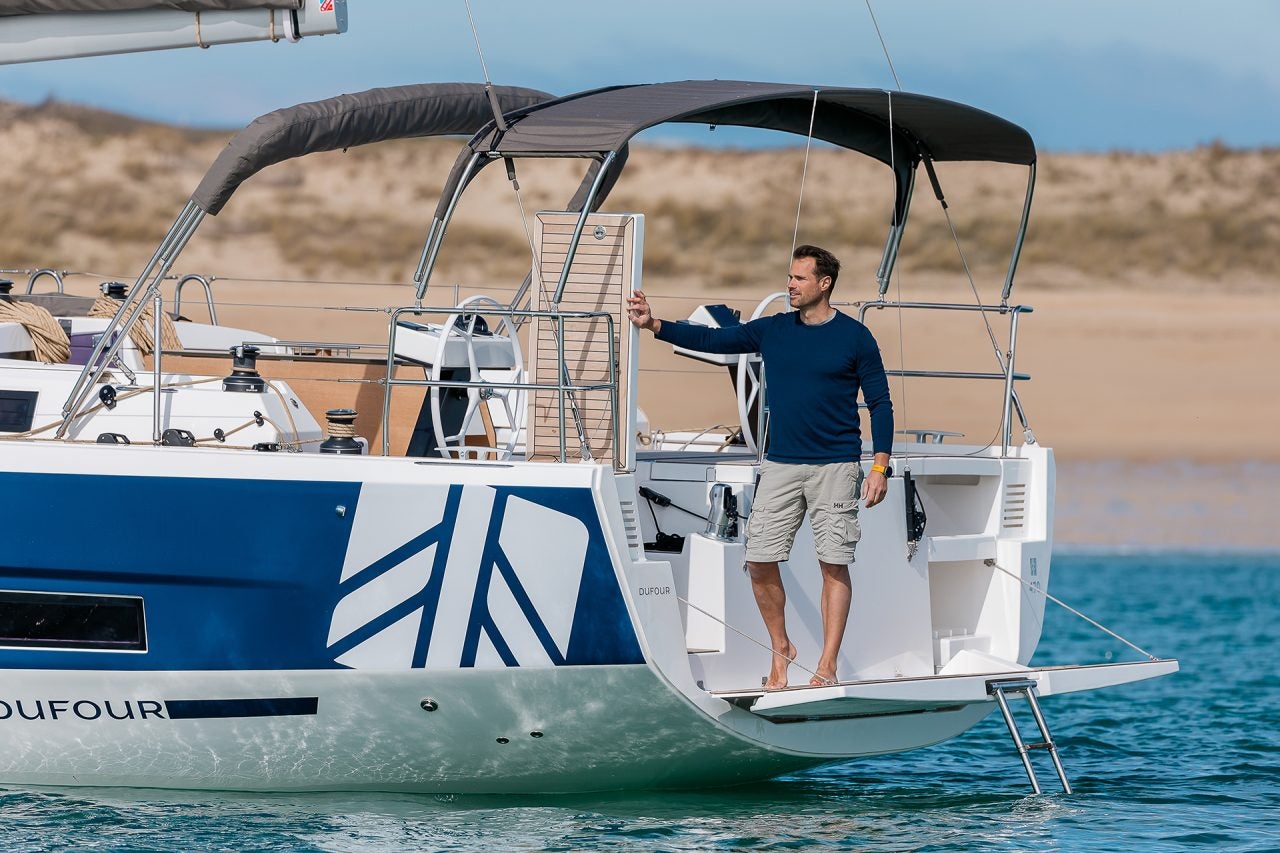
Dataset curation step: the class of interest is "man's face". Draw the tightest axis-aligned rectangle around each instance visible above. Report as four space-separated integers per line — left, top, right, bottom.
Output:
787 256 830 309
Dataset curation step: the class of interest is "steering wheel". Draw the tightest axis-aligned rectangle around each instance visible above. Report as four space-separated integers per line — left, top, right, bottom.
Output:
735 291 790 453
429 295 526 460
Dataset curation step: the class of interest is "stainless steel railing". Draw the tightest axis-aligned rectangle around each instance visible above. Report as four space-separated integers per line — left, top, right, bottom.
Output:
382 304 622 468
857 300 1034 456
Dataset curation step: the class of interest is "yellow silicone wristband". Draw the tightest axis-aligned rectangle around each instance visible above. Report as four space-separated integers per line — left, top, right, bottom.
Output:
871 464 889 475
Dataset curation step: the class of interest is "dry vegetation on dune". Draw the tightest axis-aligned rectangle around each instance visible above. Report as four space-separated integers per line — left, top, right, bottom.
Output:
1 98 1278 294
2 99 1278 462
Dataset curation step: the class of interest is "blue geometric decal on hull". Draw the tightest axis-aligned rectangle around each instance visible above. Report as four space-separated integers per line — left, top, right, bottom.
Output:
0 472 642 671
327 484 644 669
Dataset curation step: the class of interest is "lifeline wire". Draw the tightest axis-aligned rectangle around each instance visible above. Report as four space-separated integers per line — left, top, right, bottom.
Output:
676 595 823 684
986 559 1158 661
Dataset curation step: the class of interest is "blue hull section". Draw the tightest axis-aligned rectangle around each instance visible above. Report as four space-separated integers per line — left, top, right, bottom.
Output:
0 473 642 671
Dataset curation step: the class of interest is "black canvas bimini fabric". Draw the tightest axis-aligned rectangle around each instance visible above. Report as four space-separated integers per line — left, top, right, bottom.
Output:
433 80 1035 223
190 83 554 215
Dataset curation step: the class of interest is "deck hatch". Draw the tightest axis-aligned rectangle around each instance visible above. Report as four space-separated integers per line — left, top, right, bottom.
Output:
0 590 146 652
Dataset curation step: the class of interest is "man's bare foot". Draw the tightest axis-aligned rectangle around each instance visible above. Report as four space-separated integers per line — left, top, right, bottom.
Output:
809 659 838 687
763 642 796 690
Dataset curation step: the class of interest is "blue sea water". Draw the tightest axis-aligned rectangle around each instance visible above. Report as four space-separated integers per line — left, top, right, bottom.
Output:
1 552 1277 852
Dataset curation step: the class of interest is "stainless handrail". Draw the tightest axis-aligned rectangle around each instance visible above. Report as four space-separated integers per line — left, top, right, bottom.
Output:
857 300 1035 456
25 268 64 294
151 291 163 443
885 369 1030 381
173 273 218 324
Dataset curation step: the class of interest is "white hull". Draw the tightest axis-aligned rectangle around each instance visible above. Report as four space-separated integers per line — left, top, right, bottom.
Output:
0 666 992 792
0 437 1175 793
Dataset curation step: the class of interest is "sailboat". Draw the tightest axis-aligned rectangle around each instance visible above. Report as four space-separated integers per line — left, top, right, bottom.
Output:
0 79 1176 793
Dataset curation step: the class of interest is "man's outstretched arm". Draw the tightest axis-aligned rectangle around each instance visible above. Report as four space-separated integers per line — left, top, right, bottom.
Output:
627 290 762 354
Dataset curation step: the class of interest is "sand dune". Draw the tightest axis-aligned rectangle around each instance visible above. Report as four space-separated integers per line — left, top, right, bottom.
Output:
2 99 1277 464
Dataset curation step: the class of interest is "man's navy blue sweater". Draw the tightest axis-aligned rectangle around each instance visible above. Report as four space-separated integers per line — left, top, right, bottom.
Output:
655 310 893 464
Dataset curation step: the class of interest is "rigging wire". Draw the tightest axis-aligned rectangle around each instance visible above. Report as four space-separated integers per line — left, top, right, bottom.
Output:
462 0 495 87
885 90 911 474
789 89 821 258
864 0 902 90
863 0 1020 455
460 0 591 459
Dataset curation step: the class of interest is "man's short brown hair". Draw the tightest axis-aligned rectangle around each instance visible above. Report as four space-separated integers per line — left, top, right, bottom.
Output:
793 244 840 288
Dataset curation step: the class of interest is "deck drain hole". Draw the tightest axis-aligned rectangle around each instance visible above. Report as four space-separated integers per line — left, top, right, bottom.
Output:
419 699 438 712
530 731 544 738
496 737 510 745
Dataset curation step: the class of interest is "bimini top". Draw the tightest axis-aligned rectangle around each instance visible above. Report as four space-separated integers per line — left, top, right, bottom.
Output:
469 80 1035 165
190 82 554 216
436 80 1035 223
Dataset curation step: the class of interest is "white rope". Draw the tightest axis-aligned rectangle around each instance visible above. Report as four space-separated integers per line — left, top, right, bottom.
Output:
326 420 357 438
986 559 1157 661
789 89 821 259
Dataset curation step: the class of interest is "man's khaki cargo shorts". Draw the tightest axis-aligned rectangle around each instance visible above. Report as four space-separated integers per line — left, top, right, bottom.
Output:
744 459 864 565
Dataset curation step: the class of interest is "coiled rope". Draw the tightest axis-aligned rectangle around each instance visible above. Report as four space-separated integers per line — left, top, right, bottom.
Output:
89 296 182 356
326 420 357 438
0 299 70 363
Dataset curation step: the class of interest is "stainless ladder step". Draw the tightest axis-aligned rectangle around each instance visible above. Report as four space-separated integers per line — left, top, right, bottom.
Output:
987 677 1072 795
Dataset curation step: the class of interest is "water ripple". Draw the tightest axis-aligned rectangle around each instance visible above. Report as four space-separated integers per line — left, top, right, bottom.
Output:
0 554 1277 852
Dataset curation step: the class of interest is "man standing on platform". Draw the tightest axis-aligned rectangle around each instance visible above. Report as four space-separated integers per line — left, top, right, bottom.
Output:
626 245 894 689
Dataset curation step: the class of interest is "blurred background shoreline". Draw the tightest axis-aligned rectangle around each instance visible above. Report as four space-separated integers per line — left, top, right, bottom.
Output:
3 99 1276 554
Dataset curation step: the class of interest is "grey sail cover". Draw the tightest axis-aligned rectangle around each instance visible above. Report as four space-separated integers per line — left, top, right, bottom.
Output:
0 1 298 13
191 83 554 216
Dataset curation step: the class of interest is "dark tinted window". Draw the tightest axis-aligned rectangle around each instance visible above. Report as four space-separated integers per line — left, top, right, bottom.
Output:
0 591 146 651
0 390 38 432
